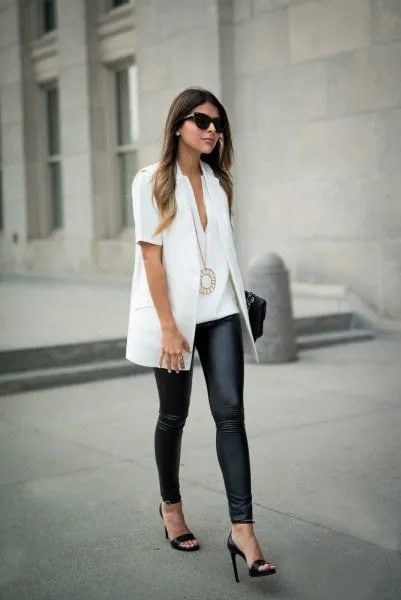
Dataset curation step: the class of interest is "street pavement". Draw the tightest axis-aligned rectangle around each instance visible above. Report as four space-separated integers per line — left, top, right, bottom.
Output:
1 331 401 599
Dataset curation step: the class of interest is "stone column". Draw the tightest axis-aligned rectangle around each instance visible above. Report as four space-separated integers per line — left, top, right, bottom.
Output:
57 0 94 245
0 0 28 269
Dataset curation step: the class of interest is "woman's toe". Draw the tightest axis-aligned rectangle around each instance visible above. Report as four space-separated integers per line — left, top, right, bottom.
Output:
260 563 275 571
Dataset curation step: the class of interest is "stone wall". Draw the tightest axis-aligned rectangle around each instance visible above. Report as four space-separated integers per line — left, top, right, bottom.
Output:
226 0 401 318
0 0 400 319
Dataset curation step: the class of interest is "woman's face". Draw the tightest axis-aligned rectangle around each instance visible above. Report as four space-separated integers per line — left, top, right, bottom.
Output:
177 101 221 155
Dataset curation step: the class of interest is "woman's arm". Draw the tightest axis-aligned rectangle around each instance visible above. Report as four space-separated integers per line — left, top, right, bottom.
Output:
138 241 191 373
138 241 175 329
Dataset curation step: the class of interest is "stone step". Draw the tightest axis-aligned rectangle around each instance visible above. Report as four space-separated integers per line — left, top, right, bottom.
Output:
0 359 146 396
0 339 126 375
294 312 373 335
297 328 375 351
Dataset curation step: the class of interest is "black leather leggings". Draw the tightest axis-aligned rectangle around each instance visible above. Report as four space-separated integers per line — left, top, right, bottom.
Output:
153 312 254 524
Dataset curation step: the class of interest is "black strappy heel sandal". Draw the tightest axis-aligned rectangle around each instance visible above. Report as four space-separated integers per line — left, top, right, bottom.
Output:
159 502 200 552
227 531 277 583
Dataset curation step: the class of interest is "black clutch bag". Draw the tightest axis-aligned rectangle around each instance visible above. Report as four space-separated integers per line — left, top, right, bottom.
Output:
244 290 267 341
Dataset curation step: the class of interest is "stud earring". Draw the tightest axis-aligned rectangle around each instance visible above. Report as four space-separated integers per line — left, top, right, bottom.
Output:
176 131 180 136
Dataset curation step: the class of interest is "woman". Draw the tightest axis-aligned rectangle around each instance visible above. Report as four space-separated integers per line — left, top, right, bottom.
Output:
126 87 277 582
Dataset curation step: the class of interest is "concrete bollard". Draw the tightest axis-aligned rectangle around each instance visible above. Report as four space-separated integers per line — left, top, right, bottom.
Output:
247 252 297 363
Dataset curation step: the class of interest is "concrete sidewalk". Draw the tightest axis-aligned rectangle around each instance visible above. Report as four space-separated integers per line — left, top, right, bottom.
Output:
1 334 401 599
0 273 132 350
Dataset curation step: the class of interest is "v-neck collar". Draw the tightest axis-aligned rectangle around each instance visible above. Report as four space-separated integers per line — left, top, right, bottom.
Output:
188 172 209 235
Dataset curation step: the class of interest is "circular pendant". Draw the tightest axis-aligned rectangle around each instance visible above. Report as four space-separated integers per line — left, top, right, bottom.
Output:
200 267 216 294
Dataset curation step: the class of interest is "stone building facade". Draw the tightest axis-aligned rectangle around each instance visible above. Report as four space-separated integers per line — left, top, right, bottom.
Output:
0 0 400 319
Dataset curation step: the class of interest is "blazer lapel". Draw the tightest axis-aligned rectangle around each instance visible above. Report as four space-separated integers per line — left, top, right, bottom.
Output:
202 164 250 325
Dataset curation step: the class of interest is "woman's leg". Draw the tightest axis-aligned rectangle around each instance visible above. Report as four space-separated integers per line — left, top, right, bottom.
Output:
153 348 194 504
194 313 254 523
195 313 276 572
153 351 199 549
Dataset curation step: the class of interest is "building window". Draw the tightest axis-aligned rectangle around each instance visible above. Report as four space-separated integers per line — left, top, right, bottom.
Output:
40 0 57 34
113 62 139 229
44 83 63 230
109 0 130 9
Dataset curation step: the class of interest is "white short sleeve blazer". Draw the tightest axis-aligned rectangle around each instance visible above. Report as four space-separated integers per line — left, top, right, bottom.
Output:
125 159 259 370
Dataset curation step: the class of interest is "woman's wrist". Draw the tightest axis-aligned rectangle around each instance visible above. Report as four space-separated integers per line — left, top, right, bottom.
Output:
161 318 177 331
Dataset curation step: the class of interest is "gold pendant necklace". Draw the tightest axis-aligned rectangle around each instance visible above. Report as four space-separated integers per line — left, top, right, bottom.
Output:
189 179 216 295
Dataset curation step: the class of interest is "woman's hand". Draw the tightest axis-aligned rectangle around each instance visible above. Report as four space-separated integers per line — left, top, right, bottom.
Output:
159 323 191 373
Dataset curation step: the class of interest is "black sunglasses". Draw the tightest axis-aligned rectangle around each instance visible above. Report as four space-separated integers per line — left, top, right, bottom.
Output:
179 111 224 134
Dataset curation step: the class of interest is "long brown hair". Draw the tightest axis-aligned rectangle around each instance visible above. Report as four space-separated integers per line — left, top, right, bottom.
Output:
151 86 234 237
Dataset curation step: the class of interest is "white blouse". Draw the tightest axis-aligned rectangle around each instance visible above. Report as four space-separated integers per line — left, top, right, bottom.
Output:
189 174 239 325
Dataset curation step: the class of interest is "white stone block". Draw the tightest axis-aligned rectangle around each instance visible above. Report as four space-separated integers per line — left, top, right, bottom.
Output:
376 107 401 176
327 44 401 115
379 241 401 318
372 0 401 43
136 0 163 47
289 0 371 63
60 107 91 155
2 196 26 235
290 114 377 180
158 0 216 38
233 77 257 132
63 195 94 237
0 4 18 49
58 39 87 70
2 163 25 203
253 0 311 13
254 60 327 127
233 0 252 23
375 176 401 239
139 89 171 143
90 107 108 152
168 30 219 90
62 154 92 200
0 82 22 125
139 44 170 92
251 122 295 184
262 177 381 240
57 0 85 26
234 10 289 76
1 122 23 165
60 65 89 110
0 45 20 85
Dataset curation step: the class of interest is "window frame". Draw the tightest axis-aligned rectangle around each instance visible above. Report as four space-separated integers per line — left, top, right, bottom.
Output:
107 0 131 12
43 81 63 232
37 0 58 36
108 58 139 234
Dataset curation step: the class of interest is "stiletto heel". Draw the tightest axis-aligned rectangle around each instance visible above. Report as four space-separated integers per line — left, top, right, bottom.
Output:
227 531 277 583
159 502 200 552
229 549 240 583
